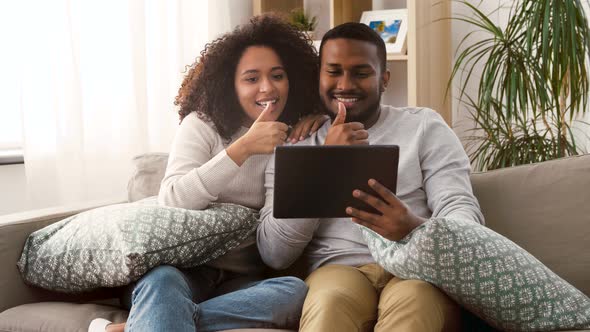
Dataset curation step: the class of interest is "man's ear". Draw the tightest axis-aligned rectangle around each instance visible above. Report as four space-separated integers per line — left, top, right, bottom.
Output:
380 69 391 93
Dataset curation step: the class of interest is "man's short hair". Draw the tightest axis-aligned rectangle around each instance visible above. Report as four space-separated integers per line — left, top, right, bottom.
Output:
319 22 387 72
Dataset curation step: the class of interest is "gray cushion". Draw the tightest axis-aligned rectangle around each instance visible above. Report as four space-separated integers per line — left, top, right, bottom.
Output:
0 206 125 313
0 302 128 332
17 198 259 293
127 153 169 202
470 154 590 296
361 218 590 331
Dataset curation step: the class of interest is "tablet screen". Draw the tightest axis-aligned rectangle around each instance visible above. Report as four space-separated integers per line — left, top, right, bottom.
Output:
273 145 399 218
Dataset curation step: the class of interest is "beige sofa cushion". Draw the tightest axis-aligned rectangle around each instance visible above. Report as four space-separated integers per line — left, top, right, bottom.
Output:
470 154 590 297
0 302 293 332
127 153 168 202
0 302 128 332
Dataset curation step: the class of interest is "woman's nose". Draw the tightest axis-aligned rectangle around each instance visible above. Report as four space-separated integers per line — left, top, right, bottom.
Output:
259 77 275 93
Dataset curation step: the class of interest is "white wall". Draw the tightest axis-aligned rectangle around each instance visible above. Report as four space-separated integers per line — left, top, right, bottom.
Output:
0 164 28 215
578 1 590 153
303 0 331 39
450 1 507 141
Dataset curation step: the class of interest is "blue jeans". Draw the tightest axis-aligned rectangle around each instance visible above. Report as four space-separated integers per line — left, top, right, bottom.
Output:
121 265 307 332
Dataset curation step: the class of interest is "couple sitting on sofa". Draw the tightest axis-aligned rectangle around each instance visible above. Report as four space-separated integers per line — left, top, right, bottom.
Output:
91 14 483 332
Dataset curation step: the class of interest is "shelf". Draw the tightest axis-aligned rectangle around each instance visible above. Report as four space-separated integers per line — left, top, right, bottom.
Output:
289 0 452 124
387 54 408 61
252 0 302 15
312 40 407 62
331 0 372 27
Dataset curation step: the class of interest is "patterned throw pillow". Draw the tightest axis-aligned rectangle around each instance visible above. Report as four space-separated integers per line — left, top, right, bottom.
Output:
359 218 590 332
17 198 259 293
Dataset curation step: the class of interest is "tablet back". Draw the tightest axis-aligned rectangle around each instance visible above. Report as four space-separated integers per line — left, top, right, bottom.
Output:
273 145 399 218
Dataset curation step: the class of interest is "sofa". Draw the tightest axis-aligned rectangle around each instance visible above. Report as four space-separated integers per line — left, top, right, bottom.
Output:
1 153 589 332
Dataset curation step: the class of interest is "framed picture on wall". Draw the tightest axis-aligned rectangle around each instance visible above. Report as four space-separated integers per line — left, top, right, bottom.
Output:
360 9 408 56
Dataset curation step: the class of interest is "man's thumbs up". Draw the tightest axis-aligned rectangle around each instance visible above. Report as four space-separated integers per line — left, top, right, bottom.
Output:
324 101 368 146
332 102 347 126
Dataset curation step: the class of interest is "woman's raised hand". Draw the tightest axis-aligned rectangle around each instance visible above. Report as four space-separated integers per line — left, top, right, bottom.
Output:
226 103 288 166
247 103 289 153
288 114 330 143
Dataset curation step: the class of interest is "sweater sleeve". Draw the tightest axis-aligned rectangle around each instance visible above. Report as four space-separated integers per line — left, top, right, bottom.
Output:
256 152 320 270
419 110 485 224
158 114 241 210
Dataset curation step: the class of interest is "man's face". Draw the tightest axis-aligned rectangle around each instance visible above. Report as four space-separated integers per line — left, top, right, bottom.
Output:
319 38 389 124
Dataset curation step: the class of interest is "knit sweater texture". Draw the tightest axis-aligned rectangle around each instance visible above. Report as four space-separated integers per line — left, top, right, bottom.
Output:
158 112 267 274
257 105 485 274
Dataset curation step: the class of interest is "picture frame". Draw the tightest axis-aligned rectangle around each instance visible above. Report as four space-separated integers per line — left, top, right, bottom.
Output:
360 9 408 56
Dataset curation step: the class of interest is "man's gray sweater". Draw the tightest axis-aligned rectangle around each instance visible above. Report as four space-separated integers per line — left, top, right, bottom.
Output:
257 105 484 274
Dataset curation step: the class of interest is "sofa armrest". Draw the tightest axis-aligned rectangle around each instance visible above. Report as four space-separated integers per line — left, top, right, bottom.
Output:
470 154 590 297
0 199 125 313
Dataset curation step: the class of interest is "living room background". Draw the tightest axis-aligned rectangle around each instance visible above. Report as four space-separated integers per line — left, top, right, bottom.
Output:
1 0 589 215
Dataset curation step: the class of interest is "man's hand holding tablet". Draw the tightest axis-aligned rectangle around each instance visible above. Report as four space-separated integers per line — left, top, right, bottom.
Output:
323 103 424 241
273 102 399 219
346 178 427 241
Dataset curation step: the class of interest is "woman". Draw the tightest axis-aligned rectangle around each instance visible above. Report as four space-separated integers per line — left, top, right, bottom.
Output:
90 14 324 332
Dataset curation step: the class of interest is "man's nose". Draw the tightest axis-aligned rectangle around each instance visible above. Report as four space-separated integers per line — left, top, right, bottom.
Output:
337 73 354 90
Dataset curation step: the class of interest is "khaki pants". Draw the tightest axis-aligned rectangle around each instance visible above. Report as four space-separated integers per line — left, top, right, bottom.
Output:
300 264 462 332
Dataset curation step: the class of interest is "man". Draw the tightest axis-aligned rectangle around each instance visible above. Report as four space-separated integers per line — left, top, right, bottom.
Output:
257 22 484 331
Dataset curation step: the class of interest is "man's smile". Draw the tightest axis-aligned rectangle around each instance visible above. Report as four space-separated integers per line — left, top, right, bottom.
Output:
331 93 364 109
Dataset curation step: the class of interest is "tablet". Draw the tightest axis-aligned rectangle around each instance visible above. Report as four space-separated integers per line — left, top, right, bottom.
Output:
273 145 399 218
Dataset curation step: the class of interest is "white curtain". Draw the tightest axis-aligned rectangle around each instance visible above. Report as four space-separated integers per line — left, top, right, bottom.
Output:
15 0 247 209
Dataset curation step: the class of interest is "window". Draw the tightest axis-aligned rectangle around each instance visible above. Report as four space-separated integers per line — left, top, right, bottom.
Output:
0 64 24 164
0 96 22 151
0 53 24 164
0 2 24 165
0 107 23 164
0 105 23 164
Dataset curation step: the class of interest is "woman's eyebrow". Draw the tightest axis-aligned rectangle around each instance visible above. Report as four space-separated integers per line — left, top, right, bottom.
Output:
241 66 285 76
240 69 260 75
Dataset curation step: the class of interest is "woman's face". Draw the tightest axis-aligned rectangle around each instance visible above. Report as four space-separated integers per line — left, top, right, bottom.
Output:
234 46 289 126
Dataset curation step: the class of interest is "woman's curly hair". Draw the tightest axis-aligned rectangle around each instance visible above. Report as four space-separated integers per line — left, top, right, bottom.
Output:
175 14 321 140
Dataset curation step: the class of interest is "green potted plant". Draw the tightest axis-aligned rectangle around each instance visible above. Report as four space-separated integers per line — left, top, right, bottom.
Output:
289 7 318 39
449 0 590 171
